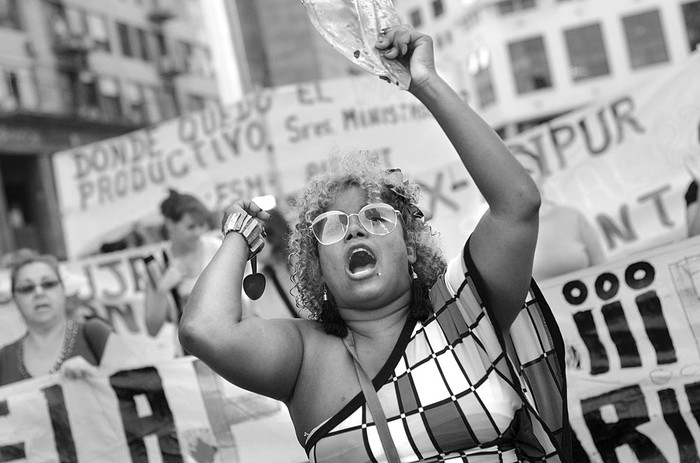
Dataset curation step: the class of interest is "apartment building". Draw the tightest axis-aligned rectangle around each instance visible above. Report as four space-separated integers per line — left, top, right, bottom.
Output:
220 0 366 94
394 0 700 137
0 0 219 259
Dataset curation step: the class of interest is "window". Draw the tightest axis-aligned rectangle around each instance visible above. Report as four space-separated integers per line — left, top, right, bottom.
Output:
0 0 21 29
154 32 168 56
188 46 213 76
0 69 19 109
99 77 122 120
497 0 536 16
124 82 147 123
157 85 178 120
117 22 133 57
187 94 206 112
432 0 444 18
143 86 161 123
135 28 151 61
622 10 668 68
409 8 422 28
468 48 496 108
176 41 193 72
682 1 700 52
564 23 609 81
474 67 496 108
65 7 87 36
508 36 552 94
87 13 110 52
66 72 101 119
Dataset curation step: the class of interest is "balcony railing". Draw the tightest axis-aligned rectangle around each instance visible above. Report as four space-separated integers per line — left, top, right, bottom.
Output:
157 55 186 78
54 34 94 55
148 0 176 23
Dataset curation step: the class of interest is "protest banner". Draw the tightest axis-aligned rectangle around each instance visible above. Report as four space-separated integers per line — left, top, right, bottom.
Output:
52 74 468 259
0 356 306 463
5 237 700 462
52 94 274 259
502 53 700 261
540 235 700 462
264 76 464 193
53 52 700 261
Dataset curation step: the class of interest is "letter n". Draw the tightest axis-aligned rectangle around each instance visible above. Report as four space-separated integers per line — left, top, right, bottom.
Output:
110 367 183 462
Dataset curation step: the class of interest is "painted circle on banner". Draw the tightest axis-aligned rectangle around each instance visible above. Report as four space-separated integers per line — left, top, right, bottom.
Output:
681 364 700 377
649 368 673 385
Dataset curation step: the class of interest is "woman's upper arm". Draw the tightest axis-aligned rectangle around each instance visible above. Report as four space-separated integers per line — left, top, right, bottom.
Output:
180 317 305 402
468 209 538 330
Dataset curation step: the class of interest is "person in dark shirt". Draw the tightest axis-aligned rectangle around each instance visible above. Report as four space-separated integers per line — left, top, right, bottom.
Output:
0 254 113 386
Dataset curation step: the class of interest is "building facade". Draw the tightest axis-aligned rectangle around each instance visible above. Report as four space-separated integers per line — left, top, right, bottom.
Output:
0 0 219 259
394 0 700 137
221 0 366 93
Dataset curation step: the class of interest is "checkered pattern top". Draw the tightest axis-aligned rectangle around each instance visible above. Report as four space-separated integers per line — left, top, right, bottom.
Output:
305 242 571 462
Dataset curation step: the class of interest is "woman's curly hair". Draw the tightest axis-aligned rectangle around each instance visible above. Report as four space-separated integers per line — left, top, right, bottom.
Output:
288 151 446 337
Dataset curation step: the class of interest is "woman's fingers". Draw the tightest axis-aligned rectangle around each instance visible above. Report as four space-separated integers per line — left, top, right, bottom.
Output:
225 199 271 220
376 25 415 59
60 356 98 380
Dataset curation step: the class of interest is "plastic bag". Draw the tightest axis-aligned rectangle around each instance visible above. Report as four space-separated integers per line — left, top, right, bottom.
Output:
300 0 411 89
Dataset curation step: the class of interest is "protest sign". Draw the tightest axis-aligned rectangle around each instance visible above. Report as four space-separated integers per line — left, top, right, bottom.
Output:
540 235 700 462
53 74 468 259
53 94 274 258
503 53 700 261
0 357 306 463
5 237 700 461
53 52 700 261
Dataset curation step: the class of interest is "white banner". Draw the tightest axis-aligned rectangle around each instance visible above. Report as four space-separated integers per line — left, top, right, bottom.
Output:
541 235 700 462
53 95 274 258
0 357 306 463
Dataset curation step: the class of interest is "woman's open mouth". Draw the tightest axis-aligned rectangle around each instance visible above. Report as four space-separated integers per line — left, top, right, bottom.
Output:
347 247 377 276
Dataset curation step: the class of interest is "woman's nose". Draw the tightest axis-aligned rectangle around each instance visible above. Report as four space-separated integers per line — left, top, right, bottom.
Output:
344 214 366 240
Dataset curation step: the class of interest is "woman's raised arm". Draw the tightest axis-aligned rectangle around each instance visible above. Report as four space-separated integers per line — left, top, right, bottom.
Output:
377 27 541 330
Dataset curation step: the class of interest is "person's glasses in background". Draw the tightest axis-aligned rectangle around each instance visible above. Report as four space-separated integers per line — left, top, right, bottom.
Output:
14 280 61 295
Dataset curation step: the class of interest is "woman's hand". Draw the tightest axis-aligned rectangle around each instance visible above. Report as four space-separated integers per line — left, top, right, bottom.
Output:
60 356 98 381
375 25 437 92
223 199 271 224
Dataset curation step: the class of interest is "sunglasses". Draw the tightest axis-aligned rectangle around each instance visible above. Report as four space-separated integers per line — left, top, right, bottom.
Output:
14 280 61 295
311 203 400 245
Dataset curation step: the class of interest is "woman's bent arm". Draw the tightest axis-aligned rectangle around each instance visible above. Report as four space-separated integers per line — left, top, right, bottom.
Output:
179 231 304 402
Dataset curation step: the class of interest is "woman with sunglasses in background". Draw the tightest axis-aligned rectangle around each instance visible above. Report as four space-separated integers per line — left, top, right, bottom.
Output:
181 26 571 462
0 254 113 386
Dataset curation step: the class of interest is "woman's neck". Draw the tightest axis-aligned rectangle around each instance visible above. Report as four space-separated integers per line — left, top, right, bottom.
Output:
340 298 410 342
25 318 66 349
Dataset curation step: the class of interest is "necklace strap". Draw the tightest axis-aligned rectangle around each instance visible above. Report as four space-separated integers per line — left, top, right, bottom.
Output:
18 320 79 379
343 332 401 463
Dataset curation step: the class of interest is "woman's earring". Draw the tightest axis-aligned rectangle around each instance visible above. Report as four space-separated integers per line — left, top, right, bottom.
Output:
410 264 418 280
323 286 328 301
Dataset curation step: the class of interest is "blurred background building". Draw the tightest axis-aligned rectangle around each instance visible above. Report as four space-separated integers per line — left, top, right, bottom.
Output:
392 0 700 137
0 0 218 258
0 0 698 259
